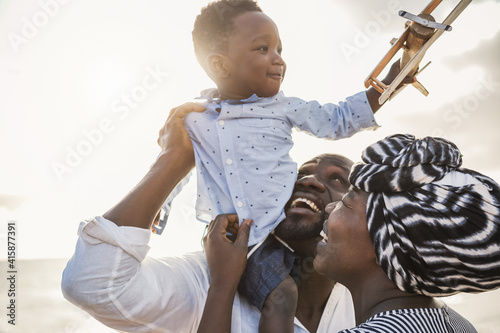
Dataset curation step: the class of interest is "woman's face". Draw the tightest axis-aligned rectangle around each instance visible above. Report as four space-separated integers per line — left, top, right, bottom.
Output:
313 187 377 282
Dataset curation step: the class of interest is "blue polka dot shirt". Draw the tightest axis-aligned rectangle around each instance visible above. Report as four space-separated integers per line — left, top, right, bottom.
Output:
167 89 378 245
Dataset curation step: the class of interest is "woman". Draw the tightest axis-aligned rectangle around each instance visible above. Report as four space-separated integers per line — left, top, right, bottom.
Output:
314 134 500 332
200 134 500 332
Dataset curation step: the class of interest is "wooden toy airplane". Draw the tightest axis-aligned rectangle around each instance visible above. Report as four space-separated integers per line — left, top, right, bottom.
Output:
364 0 472 105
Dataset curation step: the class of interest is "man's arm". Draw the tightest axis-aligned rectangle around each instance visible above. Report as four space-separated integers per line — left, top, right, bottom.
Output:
366 60 416 113
62 103 209 332
103 102 205 229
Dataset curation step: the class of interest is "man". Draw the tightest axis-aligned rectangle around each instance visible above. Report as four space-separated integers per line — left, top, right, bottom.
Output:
62 103 355 332
198 153 356 332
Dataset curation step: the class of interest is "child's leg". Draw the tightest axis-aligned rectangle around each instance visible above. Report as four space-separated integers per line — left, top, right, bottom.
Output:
237 234 300 331
259 275 298 333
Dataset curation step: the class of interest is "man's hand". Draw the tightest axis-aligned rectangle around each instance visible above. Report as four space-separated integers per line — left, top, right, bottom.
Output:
103 103 204 229
203 214 252 289
197 214 252 333
157 102 206 169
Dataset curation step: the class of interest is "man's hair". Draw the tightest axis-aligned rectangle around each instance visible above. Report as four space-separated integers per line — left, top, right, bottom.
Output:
304 153 354 173
192 0 262 71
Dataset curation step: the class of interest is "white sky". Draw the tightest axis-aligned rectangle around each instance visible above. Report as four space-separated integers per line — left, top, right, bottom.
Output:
1 0 499 260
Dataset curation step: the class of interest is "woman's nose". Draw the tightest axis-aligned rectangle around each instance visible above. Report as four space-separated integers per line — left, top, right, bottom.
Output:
325 201 339 215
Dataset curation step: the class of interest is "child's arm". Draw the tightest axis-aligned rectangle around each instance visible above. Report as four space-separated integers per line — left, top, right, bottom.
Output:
285 59 416 141
366 60 416 114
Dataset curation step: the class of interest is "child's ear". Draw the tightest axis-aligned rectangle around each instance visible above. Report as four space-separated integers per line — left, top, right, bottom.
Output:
206 53 230 79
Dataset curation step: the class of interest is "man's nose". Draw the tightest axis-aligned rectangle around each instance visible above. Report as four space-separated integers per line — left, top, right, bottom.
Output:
296 174 326 192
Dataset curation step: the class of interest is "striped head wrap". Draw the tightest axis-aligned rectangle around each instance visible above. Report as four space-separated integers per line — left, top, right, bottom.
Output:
349 134 500 296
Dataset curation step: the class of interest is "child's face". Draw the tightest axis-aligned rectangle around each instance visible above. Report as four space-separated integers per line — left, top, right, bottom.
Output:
220 12 286 100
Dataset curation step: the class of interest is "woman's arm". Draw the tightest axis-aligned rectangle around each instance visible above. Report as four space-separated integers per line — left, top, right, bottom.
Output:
197 214 252 333
103 102 205 229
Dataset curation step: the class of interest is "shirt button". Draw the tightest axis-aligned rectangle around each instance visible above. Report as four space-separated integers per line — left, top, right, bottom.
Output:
237 201 243 208
226 159 233 165
219 120 225 126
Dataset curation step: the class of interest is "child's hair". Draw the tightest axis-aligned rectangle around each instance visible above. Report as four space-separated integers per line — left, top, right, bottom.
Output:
192 0 262 71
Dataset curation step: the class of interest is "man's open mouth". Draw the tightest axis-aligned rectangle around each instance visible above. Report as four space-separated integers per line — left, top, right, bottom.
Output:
290 198 320 213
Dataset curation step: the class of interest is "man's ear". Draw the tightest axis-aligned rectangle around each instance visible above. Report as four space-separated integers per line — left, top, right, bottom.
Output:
206 53 230 79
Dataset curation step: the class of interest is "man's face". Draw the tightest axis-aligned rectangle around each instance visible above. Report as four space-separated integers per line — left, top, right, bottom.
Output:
275 156 352 243
220 11 286 100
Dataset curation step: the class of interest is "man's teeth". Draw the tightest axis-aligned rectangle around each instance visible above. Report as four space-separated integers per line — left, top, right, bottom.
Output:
320 230 328 242
291 198 320 213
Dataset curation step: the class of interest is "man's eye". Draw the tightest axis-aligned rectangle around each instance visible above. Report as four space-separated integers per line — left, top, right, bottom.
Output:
328 173 347 184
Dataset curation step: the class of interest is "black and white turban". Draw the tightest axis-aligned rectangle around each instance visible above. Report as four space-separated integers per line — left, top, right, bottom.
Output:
349 134 500 296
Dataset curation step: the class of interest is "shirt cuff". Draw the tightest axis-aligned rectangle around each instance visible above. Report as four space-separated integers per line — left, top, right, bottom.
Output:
78 216 151 262
348 91 380 131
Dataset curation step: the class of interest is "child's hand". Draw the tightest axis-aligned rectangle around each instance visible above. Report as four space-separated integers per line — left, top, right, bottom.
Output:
382 59 417 87
367 59 416 113
203 214 252 289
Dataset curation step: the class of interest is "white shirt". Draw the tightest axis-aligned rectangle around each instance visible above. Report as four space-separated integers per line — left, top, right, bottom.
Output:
62 217 355 332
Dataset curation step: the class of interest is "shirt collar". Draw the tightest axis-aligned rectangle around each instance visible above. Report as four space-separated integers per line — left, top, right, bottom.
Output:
197 88 265 105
